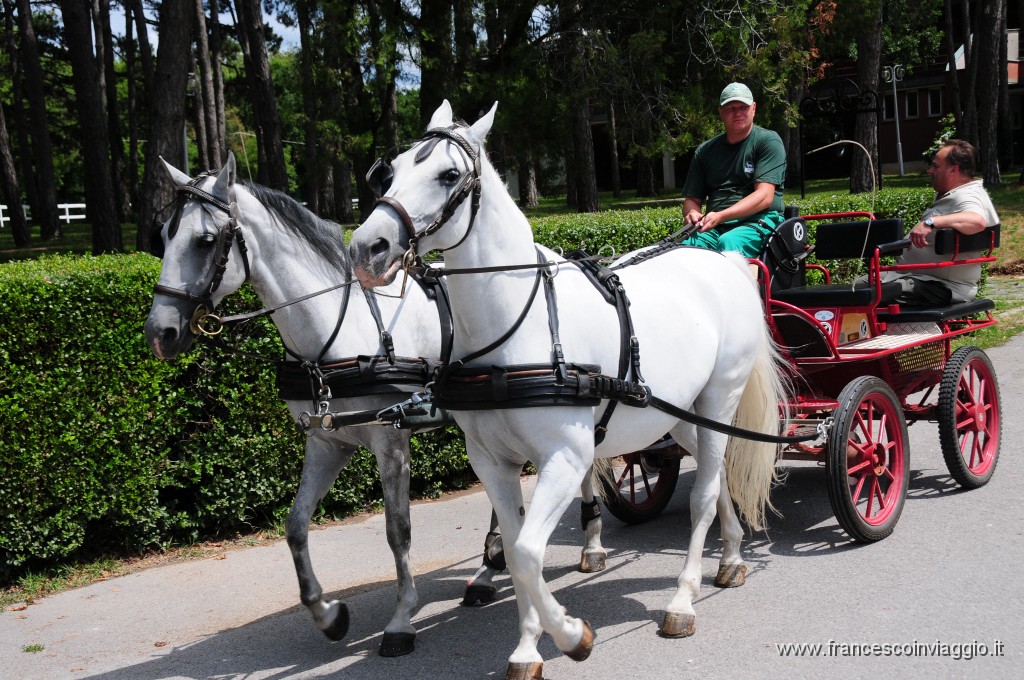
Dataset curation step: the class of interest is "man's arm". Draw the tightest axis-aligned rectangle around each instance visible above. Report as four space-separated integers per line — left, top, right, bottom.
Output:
683 196 704 226
692 181 776 232
907 210 987 249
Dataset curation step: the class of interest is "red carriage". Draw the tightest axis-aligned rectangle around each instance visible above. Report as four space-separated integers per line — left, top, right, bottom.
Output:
602 212 1002 542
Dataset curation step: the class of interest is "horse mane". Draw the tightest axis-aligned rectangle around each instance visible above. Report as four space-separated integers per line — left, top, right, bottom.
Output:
240 181 351 275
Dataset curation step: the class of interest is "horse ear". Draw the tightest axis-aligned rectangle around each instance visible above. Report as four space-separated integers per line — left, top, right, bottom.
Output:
159 156 192 187
469 102 498 143
211 152 236 203
427 99 454 129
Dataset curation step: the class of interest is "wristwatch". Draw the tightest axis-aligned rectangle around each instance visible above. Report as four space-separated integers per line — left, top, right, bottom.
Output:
923 217 935 229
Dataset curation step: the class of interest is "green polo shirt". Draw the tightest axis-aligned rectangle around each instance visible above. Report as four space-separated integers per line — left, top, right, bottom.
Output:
682 125 786 226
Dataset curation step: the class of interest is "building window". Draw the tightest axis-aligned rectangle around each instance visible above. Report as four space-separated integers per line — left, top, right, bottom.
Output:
883 93 896 121
905 90 919 119
928 88 942 117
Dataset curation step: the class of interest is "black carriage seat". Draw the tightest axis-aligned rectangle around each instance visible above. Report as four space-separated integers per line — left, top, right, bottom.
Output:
759 215 811 292
876 224 1000 323
771 218 905 308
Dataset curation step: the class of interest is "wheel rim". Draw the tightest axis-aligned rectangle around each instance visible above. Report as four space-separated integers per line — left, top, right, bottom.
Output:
612 453 673 512
954 357 999 477
844 394 906 526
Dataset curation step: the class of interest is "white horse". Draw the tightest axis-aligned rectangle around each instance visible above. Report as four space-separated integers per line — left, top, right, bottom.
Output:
350 101 788 679
143 153 609 657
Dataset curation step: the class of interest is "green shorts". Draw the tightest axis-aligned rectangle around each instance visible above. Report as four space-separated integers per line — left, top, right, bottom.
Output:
682 212 784 258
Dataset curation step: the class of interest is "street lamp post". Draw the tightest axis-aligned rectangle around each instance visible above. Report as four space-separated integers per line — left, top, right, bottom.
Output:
882 64 905 176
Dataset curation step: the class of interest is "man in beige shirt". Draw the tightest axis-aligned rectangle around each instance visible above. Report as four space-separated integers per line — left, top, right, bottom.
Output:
883 139 998 305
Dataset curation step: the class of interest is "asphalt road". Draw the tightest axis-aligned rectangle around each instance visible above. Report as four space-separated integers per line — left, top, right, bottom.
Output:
4 334 1022 680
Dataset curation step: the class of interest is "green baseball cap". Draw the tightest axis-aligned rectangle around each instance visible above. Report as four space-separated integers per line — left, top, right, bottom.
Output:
720 82 754 106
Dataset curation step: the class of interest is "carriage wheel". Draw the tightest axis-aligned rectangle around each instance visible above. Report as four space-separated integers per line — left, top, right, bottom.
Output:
598 450 682 524
825 377 909 543
938 346 1001 489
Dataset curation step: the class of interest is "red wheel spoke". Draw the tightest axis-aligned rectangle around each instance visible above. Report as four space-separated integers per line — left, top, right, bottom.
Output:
851 473 867 505
848 459 872 475
872 477 888 513
639 466 653 497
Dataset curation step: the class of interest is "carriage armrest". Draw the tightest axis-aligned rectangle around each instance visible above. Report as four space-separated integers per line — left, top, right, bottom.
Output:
933 224 1000 256
877 239 911 256
875 298 995 323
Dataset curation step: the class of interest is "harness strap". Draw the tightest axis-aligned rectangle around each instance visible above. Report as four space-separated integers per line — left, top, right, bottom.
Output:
580 499 601 531
542 270 568 383
362 288 397 364
433 249 545 389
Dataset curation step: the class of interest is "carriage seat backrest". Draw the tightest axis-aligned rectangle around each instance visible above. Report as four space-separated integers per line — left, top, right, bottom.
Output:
760 216 809 292
812 218 904 260
933 224 1000 256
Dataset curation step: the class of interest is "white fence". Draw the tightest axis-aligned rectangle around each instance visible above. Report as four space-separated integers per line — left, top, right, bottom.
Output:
1 203 86 227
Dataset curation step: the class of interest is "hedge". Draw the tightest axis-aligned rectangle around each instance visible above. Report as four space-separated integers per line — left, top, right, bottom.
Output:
0 254 469 583
1 186 933 582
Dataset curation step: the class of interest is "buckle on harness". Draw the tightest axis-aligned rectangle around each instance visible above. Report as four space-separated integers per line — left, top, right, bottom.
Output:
376 391 432 426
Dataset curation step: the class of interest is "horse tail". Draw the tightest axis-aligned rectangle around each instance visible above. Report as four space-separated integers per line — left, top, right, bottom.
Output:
724 267 791 532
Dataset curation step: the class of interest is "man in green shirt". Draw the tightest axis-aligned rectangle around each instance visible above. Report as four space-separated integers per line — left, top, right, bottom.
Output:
681 82 787 257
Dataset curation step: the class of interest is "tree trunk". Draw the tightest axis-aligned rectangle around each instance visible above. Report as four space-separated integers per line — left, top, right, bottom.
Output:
961 0 980 143
59 0 121 253
850 0 882 194
635 155 656 198
296 0 320 214
975 0 1004 185
569 99 599 212
208 0 226 162
15 0 60 239
517 151 539 207
137 0 191 252
608 101 621 198
235 0 288 189
194 0 221 167
95 0 129 222
419 0 453 125
2 0 39 229
0 100 31 247
943 0 963 128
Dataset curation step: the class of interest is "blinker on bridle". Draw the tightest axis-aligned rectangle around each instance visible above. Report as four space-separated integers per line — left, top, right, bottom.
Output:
152 174 252 336
366 125 483 275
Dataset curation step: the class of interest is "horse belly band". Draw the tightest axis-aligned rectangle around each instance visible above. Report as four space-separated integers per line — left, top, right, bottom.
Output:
277 355 437 401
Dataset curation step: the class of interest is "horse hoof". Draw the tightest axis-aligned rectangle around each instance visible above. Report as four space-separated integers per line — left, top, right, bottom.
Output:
504 661 544 680
564 620 595 662
461 584 498 607
379 631 416 657
579 549 606 573
321 603 351 641
659 612 696 638
714 563 747 588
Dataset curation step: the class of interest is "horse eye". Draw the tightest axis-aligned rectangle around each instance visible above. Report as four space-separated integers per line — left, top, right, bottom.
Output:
441 168 461 184
198 232 217 246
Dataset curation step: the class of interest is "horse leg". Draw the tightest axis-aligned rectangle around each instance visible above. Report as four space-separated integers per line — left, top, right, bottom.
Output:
660 435 726 638
464 467 606 607
578 471 607 573
366 427 419 657
467 451 546 678
462 509 506 606
286 436 354 642
713 467 748 588
478 446 597 677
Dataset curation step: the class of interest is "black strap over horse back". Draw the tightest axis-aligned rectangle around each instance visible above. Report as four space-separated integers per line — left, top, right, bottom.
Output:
564 251 645 444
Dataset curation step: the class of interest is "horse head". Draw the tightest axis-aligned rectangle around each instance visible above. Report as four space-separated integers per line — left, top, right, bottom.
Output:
350 99 497 288
144 152 248 360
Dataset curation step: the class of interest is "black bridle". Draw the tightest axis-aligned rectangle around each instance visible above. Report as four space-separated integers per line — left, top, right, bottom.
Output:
367 124 483 270
152 176 251 335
